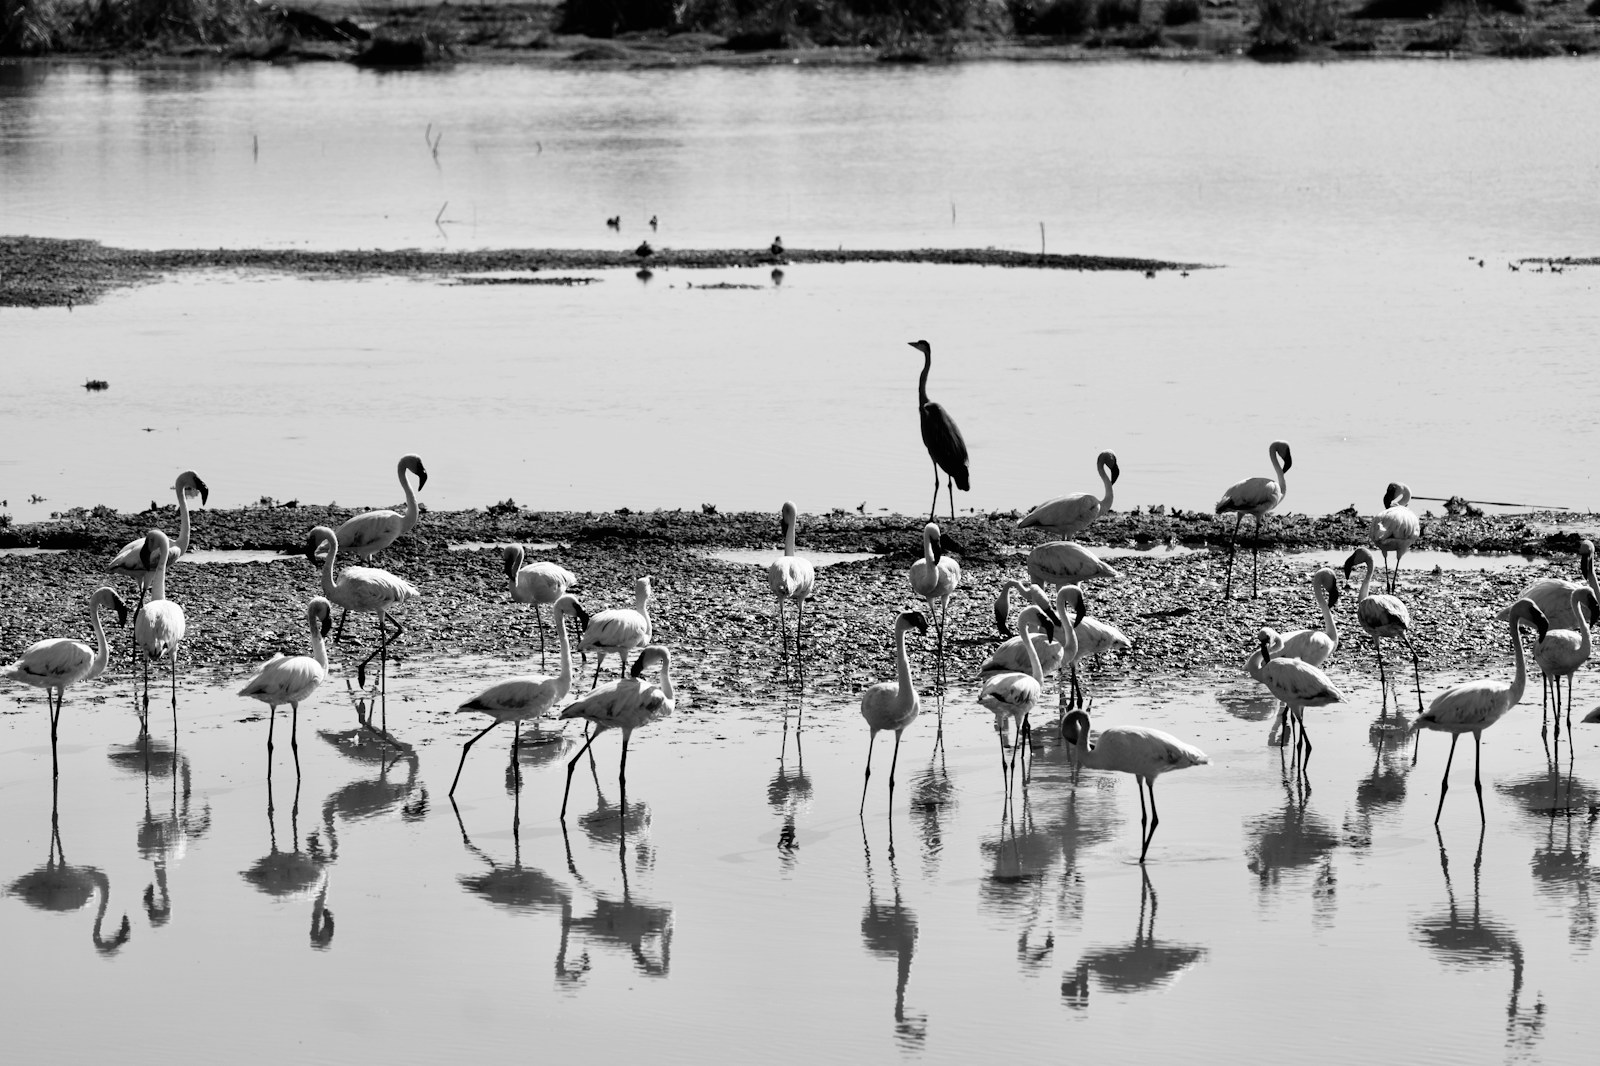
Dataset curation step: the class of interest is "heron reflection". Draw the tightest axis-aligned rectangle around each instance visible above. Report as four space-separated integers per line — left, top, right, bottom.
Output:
768 697 812 866
1061 869 1206 1010
558 796 673 982
5 780 131 955
1414 829 1545 1059
860 820 925 1051
240 759 334 950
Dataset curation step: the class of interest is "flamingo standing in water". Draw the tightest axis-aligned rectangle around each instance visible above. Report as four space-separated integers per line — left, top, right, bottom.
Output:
1018 451 1120 538
908 340 968 522
977 605 1050 788
1260 568 1341 745
1345 547 1424 716
1215 439 1292 600
858 611 928 814
1413 599 1547 824
1245 628 1344 768
1528 585 1596 744
238 597 334 758
1369 481 1421 594
1058 704 1209 863
333 454 426 639
1520 539 1597 631
503 545 576 671
3 586 128 776
768 501 816 662
576 577 653 688
910 522 960 674
108 470 206 659
305 525 418 733
133 529 187 737
558 644 675 818
450 594 581 797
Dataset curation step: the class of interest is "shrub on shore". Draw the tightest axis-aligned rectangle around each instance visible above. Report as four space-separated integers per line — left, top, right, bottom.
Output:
1251 0 1338 54
1161 0 1201 25
1 0 66 53
74 0 270 49
1009 0 1096 36
1096 0 1141 28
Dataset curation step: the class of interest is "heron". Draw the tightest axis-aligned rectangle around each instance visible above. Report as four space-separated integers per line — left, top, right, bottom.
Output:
908 340 968 522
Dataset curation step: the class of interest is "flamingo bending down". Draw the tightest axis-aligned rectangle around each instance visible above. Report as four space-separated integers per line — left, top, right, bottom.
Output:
1520 539 1597 631
1527 585 1597 744
333 454 427 639
238 597 334 757
1017 451 1120 539
558 644 675 818
768 501 817 661
504 545 576 671
1245 628 1344 768
1057 585 1130 710
133 529 187 735
305 525 419 733
1025 541 1120 590
1261 568 1341 744
910 522 960 672
1413 599 1547 824
981 580 1065 679
576 577 653 688
451 594 581 797
1059 705 1209 863
977 605 1050 788
3 586 128 775
859 610 928 814
908 340 969 522
1369 481 1421 594
1345 547 1424 715
1215 439 1292 600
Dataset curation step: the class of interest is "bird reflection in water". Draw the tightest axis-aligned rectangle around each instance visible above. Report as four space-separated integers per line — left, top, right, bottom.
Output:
1501 761 1599 950
1245 768 1341 924
451 793 572 915
5 779 132 954
239 758 334 950
558 794 674 983
1414 828 1546 1059
981 798 1058 972
320 744 427 857
1348 727 1410 850
1061 870 1206 1010
860 820 926 1052
909 693 956 877
768 693 813 869
109 737 212 927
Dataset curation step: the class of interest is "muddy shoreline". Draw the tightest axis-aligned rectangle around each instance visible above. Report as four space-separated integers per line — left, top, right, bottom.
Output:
3 504 1594 707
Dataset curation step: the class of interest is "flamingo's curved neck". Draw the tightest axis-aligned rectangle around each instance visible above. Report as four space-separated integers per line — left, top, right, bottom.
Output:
658 657 675 703
1508 614 1530 707
309 614 329 672
148 557 168 603
1574 591 1592 661
1583 550 1597 600
554 610 574 699
1099 459 1115 512
399 460 420 534
784 514 798 556
1395 484 1412 507
917 348 931 408
1271 447 1288 498
1355 562 1374 602
923 528 937 567
173 483 193 560
87 598 113 680
318 536 339 599
893 622 915 702
634 588 652 635
1318 582 1339 647
1019 615 1043 685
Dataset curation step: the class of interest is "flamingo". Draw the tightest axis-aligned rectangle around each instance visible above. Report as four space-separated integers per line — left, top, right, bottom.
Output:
576 577 652 689
1026 541 1120 590
1058 704 1209 863
133 529 187 736
503 545 576 671
333 454 427 639
1528 585 1597 744
107 470 208 606
1245 628 1344 768
238 597 333 758
3 586 128 775
858 610 928 814
1215 439 1292 600
1260 568 1341 744
1369 481 1421 593
558 644 675 818
305 525 418 733
768 501 816 662
450 594 581 797
908 340 968 522
6 812 131 955
981 579 1065 679
1017 451 1120 538
978 605 1050 787
1520 539 1598 631
1345 546 1424 716
1412 598 1547 824
910 522 960 673
1057 585 1131 710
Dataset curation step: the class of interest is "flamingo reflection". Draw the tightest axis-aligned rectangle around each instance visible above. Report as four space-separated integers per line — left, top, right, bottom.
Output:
240 760 334 949
860 821 926 1051
1061 870 1206 1009
1349 729 1410 850
451 795 571 914
120 742 211 926
1244 771 1341 902
320 743 426 854
768 696 813 866
558 797 674 982
909 698 956 876
5 781 131 954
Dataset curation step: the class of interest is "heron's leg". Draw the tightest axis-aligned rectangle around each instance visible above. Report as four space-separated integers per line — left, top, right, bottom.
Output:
450 719 499 797
1435 733 1461 825
860 731 876 815
928 462 940 524
946 475 956 523
561 730 600 819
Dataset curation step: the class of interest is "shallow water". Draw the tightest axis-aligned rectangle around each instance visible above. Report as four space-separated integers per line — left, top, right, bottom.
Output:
3 657 1597 1063
709 548 883 567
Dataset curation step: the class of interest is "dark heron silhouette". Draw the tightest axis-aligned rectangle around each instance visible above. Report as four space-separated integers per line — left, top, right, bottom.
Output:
908 340 968 523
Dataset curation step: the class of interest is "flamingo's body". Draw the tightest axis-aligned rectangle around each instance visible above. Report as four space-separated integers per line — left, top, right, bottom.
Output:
238 597 333 754
768 501 817 661
1520 539 1598 631
108 470 208 598
451 594 581 796
558 644 675 817
132 529 187 733
1259 568 1341 744
1026 541 1120 590
858 611 928 813
977 605 1048 786
1528 586 1596 743
504 545 576 671
1246 627 1344 766
335 454 427 562
576 577 653 688
908 340 968 522
305 525 418 731
1413 599 1547 824
981 580 1065 679
1215 440 1292 600
3 586 128 774
1059 707 1209 863
1369 481 1421 593
910 522 960 668
1345 547 1424 714
1057 585 1129 709
1018 451 1120 539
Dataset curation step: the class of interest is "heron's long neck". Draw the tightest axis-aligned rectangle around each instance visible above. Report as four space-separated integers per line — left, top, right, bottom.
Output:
319 539 339 598
309 618 329 672
1508 618 1529 707
917 350 931 407
1099 460 1115 512
173 486 192 560
893 624 914 700
399 461 420 534
784 516 798 556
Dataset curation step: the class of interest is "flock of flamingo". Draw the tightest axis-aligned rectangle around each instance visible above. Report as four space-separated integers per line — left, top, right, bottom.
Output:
5 341 1598 862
